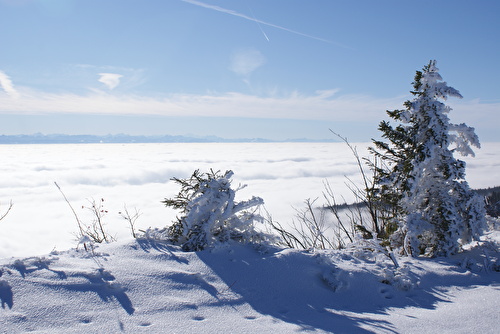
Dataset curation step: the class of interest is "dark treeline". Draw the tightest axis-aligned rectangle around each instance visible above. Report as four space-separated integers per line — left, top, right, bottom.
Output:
475 186 500 217
326 186 500 218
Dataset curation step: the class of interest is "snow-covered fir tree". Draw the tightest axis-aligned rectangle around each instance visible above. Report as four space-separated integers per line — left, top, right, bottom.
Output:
371 60 486 256
162 169 266 251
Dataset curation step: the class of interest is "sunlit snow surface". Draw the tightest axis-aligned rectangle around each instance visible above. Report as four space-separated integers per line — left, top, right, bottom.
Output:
0 142 498 258
0 143 499 333
0 233 499 333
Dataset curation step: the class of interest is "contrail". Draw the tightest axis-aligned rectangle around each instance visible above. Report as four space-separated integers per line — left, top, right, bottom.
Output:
181 0 349 48
245 1 270 42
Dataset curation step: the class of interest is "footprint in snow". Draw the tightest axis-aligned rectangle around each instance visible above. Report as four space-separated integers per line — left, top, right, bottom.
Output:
379 287 394 299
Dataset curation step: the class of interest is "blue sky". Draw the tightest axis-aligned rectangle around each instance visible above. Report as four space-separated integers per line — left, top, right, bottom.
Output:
0 0 499 141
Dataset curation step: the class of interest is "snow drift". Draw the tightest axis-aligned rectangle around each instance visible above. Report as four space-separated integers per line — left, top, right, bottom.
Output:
1 230 499 333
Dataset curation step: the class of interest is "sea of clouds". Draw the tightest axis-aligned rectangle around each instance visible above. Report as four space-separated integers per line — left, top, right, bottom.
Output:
0 142 498 258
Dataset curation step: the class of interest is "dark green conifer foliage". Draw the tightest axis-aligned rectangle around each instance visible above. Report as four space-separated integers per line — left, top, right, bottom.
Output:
369 60 485 256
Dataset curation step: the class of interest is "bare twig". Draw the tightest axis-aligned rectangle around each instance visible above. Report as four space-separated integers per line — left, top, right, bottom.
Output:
263 210 306 249
330 130 381 235
54 182 85 239
0 200 13 221
323 181 354 243
82 198 113 243
119 205 141 238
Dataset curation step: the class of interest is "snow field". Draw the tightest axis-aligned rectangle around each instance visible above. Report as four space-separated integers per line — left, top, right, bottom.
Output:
1 230 499 333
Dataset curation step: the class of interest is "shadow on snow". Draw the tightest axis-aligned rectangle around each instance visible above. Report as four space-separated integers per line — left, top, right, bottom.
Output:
5 256 135 315
196 243 500 334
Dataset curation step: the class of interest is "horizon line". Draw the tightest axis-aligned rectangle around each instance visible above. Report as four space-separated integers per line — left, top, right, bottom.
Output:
0 133 340 144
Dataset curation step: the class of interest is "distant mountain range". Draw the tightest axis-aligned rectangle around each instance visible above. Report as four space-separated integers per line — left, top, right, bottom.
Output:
0 133 336 144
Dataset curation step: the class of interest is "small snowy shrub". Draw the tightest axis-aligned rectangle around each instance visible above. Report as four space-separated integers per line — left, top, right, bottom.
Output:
162 169 267 251
54 182 114 251
380 265 417 291
80 198 113 244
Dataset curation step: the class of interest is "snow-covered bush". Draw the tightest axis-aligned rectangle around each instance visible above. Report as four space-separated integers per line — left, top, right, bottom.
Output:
380 264 417 291
371 60 486 256
162 169 268 251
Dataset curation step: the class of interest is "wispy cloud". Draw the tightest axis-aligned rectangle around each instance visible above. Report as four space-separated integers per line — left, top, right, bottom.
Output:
0 88 497 141
76 64 145 91
0 70 20 99
0 81 496 129
229 48 266 76
0 88 407 122
181 0 349 48
98 73 123 90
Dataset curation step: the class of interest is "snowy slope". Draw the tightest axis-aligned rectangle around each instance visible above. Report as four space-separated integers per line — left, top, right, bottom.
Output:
1 230 499 333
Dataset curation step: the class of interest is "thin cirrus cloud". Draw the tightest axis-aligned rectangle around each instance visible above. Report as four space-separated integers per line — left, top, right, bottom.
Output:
0 70 20 99
0 87 407 122
229 48 266 77
0 70 496 127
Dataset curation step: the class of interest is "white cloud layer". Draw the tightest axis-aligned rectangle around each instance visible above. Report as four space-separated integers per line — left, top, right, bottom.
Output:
0 86 497 132
0 142 497 258
0 88 407 122
0 70 20 99
98 72 123 90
